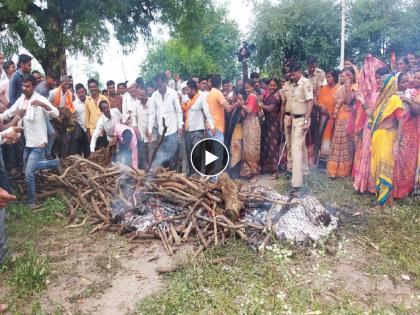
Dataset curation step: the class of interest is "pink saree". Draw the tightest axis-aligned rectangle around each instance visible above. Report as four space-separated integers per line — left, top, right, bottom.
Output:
353 55 385 193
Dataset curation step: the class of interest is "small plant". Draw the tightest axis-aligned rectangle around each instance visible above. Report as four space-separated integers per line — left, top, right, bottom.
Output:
9 248 49 297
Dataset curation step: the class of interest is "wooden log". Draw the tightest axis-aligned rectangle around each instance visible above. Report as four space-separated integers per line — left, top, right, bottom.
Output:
217 173 243 220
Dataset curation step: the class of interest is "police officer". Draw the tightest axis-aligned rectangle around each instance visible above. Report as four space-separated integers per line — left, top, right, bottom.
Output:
289 62 314 195
306 56 327 161
306 56 327 101
280 67 294 173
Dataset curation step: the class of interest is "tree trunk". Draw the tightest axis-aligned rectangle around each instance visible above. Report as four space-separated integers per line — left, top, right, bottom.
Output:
37 15 67 75
242 59 248 82
37 46 66 76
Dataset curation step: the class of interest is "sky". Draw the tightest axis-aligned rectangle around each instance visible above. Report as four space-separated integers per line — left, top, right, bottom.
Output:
63 0 254 86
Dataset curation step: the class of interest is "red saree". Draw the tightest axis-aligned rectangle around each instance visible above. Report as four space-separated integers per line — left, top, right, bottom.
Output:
393 111 419 198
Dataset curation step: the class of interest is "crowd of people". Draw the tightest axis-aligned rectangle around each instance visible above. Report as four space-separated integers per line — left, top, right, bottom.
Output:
0 51 419 242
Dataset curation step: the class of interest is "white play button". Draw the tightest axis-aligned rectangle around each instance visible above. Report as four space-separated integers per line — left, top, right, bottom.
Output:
191 138 229 177
205 150 218 166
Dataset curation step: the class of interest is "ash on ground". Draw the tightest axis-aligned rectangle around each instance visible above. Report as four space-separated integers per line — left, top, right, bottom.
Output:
110 185 338 244
243 187 338 243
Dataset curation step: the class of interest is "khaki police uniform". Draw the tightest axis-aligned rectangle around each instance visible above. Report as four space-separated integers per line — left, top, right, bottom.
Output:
281 81 293 171
307 68 326 104
290 76 313 188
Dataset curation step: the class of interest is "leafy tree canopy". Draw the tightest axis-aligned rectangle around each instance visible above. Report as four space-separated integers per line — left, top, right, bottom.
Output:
0 0 208 73
346 0 420 63
251 0 419 76
141 6 241 81
251 0 341 76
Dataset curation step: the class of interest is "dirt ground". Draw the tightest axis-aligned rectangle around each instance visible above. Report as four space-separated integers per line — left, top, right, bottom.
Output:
37 229 173 315
1 174 419 314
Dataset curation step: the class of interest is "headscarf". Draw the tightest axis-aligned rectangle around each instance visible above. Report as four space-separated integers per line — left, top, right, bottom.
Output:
370 75 398 133
358 54 386 111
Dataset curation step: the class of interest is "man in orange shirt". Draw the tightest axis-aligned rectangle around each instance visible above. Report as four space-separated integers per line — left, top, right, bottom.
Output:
207 74 234 178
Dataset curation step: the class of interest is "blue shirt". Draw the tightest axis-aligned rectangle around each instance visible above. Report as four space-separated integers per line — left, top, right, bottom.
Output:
8 69 24 106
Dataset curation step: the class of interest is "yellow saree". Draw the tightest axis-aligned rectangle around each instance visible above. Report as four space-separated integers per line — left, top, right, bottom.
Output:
370 76 404 205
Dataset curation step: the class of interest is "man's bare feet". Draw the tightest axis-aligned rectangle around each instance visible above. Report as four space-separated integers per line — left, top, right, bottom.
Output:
0 304 8 313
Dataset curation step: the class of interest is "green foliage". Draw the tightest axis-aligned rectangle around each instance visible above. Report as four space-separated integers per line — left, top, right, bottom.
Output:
141 39 218 81
252 0 341 75
6 197 66 253
0 0 208 72
363 198 420 287
141 6 240 80
251 0 419 73
346 0 420 63
9 248 49 297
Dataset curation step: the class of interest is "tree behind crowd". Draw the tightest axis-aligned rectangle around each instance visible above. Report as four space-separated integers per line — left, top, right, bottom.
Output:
0 0 210 74
252 0 419 75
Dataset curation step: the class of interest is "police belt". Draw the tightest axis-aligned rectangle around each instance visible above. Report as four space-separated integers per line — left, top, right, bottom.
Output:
291 114 305 119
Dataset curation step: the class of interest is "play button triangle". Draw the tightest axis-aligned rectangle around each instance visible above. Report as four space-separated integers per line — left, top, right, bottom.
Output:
205 150 218 166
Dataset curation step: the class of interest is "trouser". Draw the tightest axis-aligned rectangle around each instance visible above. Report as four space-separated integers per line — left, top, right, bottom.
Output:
0 208 6 264
151 133 179 171
45 118 57 159
138 141 156 170
186 130 205 176
178 135 189 174
208 130 224 180
284 114 292 171
95 135 109 151
3 141 24 171
0 146 13 193
24 147 59 205
118 143 132 167
291 117 308 188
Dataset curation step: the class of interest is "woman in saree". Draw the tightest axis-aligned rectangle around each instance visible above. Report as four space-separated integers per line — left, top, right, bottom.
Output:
370 75 405 206
327 67 358 178
392 72 419 198
408 77 420 196
317 69 340 168
352 58 388 193
225 88 244 178
240 80 261 178
260 78 284 176
397 56 415 89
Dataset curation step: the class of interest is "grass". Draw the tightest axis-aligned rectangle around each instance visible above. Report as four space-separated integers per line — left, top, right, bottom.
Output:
134 171 419 315
363 198 420 287
9 248 49 297
135 241 414 315
0 173 418 314
0 197 66 313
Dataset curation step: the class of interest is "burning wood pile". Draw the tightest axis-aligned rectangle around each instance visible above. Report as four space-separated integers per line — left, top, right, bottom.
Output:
42 154 338 255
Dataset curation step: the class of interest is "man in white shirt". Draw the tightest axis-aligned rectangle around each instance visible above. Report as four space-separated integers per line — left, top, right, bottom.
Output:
117 82 127 96
90 100 122 152
166 69 176 90
1 75 60 207
134 86 157 169
0 61 16 110
73 83 87 131
122 83 138 127
183 80 215 176
148 72 183 171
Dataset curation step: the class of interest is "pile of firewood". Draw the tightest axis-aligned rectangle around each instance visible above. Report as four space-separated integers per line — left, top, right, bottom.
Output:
42 154 294 255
